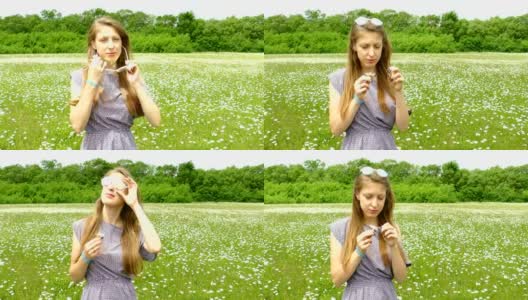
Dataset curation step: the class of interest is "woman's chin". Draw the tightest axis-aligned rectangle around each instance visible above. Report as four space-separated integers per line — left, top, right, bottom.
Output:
101 197 123 206
102 57 118 65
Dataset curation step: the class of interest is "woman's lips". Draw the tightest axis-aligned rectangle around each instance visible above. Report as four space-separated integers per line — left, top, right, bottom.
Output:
105 193 115 199
368 209 378 214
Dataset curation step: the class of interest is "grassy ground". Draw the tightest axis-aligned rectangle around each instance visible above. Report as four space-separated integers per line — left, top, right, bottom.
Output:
264 53 528 149
0 53 264 149
0 202 526 299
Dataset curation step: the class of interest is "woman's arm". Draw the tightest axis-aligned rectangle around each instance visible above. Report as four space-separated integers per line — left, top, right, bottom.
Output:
118 178 162 254
390 242 408 283
329 83 361 136
69 232 89 283
131 202 162 254
390 67 410 132
394 91 410 132
69 81 98 134
383 223 408 283
69 233 102 283
69 59 107 133
330 233 363 287
132 74 161 127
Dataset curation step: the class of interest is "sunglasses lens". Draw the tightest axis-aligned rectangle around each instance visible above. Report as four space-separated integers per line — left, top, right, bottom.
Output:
355 17 367 26
101 177 111 186
360 167 388 177
360 167 374 175
101 176 127 190
355 17 383 27
372 18 383 26
377 169 388 177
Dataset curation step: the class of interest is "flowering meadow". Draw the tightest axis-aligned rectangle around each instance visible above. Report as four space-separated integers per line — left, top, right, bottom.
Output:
0 203 267 299
0 203 526 299
0 53 264 149
263 202 528 299
264 53 528 149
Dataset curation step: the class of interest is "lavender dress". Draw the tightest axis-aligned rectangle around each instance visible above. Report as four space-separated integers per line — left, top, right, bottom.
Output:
329 68 398 150
73 219 157 300
70 69 138 150
330 217 411 300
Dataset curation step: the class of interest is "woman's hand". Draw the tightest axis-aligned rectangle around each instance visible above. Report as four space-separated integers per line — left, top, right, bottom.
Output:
389 66 404 92
87 54 107 85
353 75 371 100
125 62 140 85
381 223 400 247
83 236 103 259
356 229 374 253
117 177 139 208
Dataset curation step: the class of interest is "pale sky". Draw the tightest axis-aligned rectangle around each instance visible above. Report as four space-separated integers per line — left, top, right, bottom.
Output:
0 151 527 171
1 0 525 20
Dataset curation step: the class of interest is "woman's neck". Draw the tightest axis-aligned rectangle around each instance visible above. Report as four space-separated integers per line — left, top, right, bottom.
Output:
361 66 376 74
102 205 123 227
364 217 378 227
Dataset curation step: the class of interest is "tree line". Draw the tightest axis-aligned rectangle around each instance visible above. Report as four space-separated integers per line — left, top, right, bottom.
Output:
0 9 526 54
265 159 528 203
0 159 263 203
0 9 263 53
265 9 528 53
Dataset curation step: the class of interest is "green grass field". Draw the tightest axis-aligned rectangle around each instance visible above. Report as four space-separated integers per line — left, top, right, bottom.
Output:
0 53 263 149
0 203 526 299
264 53 528 149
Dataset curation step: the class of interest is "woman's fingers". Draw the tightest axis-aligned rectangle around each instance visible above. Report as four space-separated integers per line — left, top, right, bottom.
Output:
390 67 400 74
85 237 102 251
385 233 397 240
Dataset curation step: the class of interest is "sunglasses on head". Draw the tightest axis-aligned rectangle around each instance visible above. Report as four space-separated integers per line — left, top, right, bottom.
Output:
360 166 388 178
101 176 128 190
355 17 383 27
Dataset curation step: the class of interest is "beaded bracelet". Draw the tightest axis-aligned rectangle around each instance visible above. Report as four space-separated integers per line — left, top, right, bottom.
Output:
353 94 365 105
86 79 99 88
355 246 365 258
80 251 93 264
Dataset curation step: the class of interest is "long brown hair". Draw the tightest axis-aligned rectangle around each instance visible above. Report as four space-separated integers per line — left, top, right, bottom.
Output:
72 17 143 117
340 21 395 119
80 167 144 276
341 173 395 267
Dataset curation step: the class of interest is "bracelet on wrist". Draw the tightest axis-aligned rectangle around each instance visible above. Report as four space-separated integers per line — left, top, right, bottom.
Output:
353 94 365 105
86 79 99 88
355 246 365 258
80 251 93 265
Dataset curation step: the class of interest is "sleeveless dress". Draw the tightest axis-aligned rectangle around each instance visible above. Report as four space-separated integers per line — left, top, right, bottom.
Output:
70 69 139 150
328 68 398 150
73 219 157 300
330 217 411 300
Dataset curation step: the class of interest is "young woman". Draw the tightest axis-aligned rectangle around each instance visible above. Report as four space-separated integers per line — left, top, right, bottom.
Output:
69 17 161 150
329 17 410 150
69 167 161 299
329 167 411 299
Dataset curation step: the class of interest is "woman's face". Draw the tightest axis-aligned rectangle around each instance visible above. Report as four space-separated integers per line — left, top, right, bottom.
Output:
92 25 122 65
356 180 386 219
353 31 383 70
100 172 128 206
